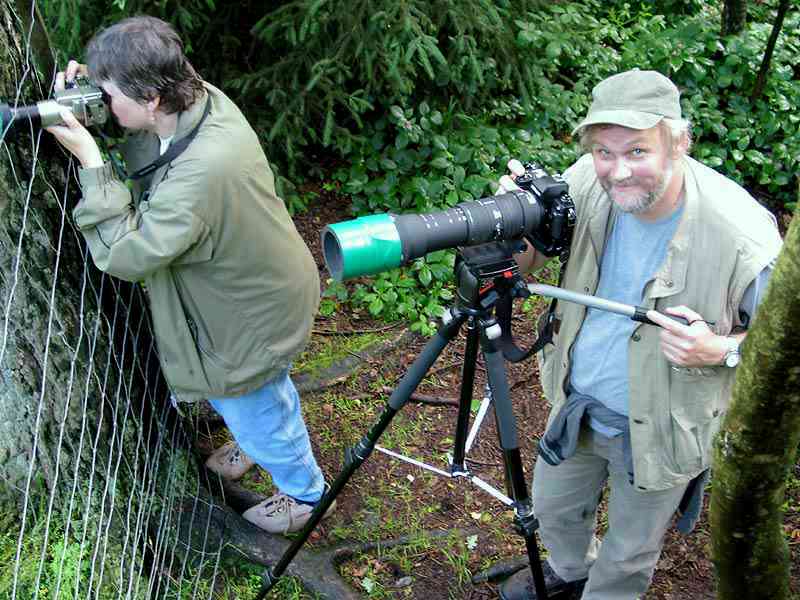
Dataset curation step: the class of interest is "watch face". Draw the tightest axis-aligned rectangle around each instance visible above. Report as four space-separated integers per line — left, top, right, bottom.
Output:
725 352 740 368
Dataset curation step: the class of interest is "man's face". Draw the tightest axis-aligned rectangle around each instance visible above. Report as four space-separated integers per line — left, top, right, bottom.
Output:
590 125 676 215
100 81 151 130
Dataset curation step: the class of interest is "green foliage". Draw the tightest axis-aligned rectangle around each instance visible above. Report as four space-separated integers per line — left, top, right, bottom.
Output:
614 8 800 212
512 0 800 213
335 99 575 215
39 0 222 63
230 0 543 176
321 98 576 330
37 0 800 326
0 508 137 600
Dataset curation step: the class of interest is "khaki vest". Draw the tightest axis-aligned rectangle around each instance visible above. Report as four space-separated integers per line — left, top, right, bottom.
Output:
538 155 782 491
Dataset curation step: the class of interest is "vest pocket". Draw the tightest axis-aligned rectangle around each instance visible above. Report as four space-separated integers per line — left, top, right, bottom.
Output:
535 309 561 404
668 367 722 472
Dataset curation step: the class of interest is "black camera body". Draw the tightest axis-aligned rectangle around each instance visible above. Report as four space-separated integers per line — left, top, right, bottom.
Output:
515 162 576 258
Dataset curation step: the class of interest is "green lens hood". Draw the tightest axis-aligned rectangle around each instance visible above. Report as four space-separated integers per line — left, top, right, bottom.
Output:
322 214 402 280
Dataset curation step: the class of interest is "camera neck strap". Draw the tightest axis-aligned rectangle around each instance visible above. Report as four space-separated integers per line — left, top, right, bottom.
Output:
495 257 567 363
128 97 211 181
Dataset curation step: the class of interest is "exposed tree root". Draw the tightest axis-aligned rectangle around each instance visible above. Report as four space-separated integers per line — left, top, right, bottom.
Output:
175 491 361 599
294 329 417 394
407 392 459 406
180 474 485 600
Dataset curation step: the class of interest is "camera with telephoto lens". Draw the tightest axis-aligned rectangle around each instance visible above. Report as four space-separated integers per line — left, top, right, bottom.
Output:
322 161 577 281
1 79 108 137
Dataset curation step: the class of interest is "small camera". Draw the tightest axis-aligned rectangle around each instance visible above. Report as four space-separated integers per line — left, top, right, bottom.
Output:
1 78 108 137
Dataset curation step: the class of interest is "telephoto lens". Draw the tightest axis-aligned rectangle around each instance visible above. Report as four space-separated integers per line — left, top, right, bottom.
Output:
322 162 575 281
322 190 544 281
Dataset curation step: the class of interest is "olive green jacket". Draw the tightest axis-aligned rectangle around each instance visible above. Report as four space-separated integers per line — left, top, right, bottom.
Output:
74 84 319 402
538 154 782 491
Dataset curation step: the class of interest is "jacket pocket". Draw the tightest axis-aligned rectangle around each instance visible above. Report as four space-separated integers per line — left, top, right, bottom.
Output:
535 307 562 404
187 317 236 371
668 366 722 472
155 309 214 397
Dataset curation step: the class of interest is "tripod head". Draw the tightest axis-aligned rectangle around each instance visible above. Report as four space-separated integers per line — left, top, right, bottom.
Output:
454 240 530 313
448 240 541 364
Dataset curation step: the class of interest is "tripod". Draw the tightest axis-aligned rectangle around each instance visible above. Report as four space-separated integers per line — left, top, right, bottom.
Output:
256 240 552 599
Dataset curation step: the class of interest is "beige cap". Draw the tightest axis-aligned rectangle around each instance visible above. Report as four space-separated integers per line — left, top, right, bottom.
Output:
572 69 681 135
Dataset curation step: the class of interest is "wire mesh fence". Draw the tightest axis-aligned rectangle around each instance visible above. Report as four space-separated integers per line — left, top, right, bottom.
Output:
0 2 224 598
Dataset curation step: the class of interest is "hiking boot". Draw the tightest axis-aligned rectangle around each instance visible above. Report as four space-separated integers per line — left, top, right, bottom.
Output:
242 491 336 535
499 562 587 600
205 441 255 480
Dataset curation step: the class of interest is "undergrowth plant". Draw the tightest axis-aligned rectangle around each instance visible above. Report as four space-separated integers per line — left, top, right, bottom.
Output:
321 1 799 327
39 0 800 329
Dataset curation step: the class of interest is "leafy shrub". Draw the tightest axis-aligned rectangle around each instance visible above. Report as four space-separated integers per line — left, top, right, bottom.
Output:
38 0 800 327
512 0 799 211
327 1 799 325
229 0 544 176
613 8 800 212
321 98 578 332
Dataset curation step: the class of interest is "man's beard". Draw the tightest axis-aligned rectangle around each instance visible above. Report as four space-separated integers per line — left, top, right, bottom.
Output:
601 160 673 215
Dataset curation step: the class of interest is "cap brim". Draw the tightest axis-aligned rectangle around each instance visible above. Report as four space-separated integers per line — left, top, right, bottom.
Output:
571 110 664 136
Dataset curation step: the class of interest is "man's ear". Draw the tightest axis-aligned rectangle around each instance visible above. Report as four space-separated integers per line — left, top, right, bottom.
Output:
672 130 690 159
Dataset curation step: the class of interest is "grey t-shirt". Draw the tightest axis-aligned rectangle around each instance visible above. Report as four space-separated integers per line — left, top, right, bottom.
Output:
569 204 771 436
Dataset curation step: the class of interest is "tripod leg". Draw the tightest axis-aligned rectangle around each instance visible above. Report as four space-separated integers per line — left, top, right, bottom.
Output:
464 383 491 454
255 309 467 599
481 333 550 600
451 317 480 473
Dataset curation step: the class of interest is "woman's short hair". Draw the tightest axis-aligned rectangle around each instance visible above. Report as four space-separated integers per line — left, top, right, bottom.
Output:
86 16 204 113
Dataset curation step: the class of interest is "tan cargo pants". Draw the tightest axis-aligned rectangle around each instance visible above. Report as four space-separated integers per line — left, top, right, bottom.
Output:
532 425 689 600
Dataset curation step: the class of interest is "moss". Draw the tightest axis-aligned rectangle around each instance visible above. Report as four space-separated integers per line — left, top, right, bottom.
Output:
295 331 387 375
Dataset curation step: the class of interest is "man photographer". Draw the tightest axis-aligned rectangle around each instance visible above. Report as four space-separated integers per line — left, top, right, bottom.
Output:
46 16 333 535
499 70 782 599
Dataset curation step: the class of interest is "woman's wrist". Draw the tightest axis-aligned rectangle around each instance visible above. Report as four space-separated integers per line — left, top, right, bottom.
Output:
81 150 105 169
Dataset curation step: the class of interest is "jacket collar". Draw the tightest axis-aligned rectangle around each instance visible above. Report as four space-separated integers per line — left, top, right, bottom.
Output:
172 87 210 144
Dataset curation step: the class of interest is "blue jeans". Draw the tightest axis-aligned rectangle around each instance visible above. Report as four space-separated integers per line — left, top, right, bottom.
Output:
208 369 325 503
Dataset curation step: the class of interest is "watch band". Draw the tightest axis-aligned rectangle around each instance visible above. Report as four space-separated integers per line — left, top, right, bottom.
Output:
722 337 741 368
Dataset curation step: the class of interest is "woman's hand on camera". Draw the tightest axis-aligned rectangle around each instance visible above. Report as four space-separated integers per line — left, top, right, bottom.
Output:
46 109 104 169
54 60 89 93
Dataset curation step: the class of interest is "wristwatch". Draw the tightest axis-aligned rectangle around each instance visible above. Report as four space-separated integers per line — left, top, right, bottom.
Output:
721 337 741 368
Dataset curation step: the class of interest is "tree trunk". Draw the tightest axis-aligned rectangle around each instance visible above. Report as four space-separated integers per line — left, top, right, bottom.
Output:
0 2 189 597
0 5 341 599
721 0 748 36
711 209 800 599
752 0 792 101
